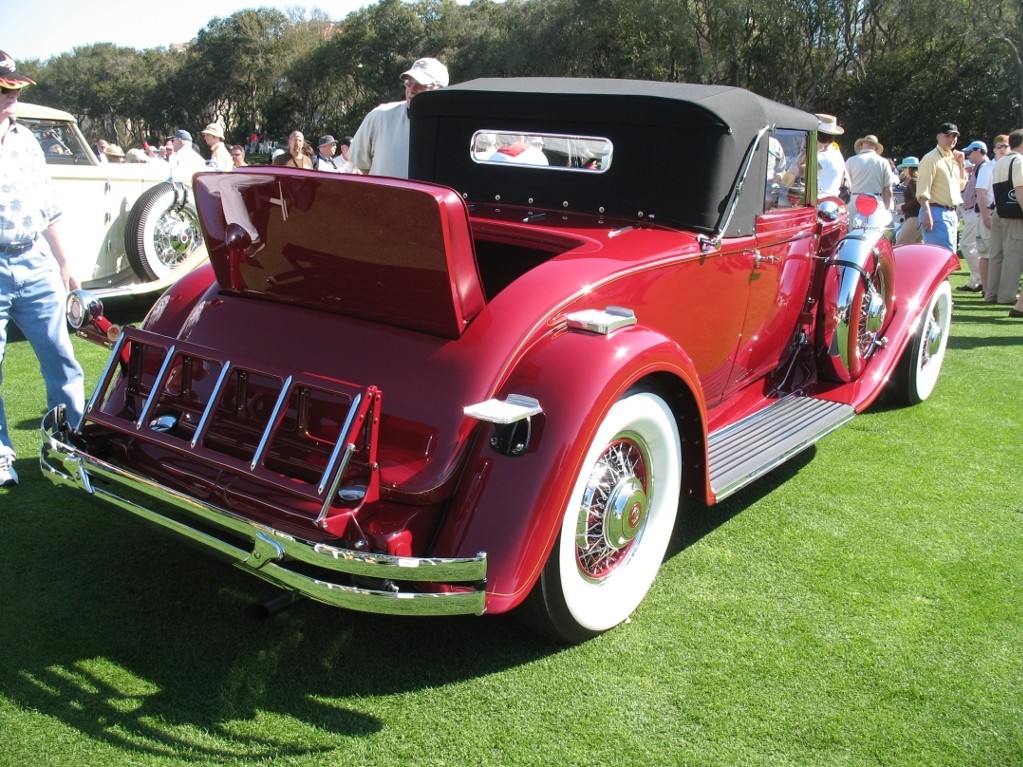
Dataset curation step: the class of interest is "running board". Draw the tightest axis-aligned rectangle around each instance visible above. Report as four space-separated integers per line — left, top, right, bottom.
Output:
708 396 855 501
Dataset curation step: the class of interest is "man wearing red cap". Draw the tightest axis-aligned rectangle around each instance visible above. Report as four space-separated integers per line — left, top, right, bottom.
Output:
0 49 85 486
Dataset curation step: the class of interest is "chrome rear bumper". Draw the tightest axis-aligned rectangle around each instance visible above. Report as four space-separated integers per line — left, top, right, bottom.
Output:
40 407 487 616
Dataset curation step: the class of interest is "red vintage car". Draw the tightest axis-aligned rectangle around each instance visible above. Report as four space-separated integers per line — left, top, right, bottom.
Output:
41 79 957 643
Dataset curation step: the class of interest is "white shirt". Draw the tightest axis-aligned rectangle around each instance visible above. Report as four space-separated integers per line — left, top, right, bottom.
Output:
350 101 410 178
845 149 893 197
168 142 208 183
817 144 846 197
975 157 995 205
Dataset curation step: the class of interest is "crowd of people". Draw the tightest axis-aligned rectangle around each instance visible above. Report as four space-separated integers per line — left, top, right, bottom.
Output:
801 115 1023 318
1 43 1021 490
85 57 450 184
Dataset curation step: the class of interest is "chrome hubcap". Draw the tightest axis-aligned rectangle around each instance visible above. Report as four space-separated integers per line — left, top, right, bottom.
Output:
575 438 649 581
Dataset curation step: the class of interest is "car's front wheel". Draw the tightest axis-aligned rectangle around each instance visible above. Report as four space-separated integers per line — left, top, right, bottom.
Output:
889 280 953 405
520 390 682 643
123 182 203 282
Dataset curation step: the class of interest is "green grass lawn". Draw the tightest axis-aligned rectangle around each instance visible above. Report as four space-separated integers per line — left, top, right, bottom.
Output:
1 271 1021 767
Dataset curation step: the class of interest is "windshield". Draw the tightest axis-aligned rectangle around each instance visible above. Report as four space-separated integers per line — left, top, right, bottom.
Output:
22 117 96 166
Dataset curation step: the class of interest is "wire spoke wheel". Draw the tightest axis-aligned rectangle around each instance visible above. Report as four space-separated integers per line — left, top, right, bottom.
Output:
519 390 681 643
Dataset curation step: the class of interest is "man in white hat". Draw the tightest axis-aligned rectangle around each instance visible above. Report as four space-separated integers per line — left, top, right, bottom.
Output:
350 57 449 178
814 114 849 199
845 133 894 211
201 122 232 171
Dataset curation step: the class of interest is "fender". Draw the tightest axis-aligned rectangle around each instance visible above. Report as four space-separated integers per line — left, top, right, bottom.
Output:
433 324 704 615
140 263 218 337
826 243 958 411
818 201 896 382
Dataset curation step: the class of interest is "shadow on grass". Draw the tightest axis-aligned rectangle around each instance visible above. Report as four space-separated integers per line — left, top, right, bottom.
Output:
0 438 815 761
666 446 816 560
0 477 562 761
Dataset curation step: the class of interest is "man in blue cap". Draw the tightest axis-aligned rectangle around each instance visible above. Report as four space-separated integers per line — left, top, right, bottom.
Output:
168 128 207 182
959 140 989 291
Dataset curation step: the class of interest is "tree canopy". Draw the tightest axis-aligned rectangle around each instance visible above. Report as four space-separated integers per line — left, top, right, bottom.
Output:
17 0 1022 159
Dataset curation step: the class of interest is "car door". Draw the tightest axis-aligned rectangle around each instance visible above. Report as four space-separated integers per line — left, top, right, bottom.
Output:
724 129 819 393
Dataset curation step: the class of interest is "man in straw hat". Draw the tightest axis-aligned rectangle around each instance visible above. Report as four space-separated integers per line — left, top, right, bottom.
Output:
0 49 85 486
201 122 232 171
845 133 894 211
815 114 849 199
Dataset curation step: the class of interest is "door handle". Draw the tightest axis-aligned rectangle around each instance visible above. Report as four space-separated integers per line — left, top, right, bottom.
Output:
752 250 780 268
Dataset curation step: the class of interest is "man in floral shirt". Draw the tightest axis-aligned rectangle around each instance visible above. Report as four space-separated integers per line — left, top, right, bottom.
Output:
0 49 84 486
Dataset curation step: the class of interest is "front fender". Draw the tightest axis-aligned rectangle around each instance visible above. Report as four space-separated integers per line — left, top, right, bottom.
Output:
818 227 895 382
434 324 704 615
826 243 958 410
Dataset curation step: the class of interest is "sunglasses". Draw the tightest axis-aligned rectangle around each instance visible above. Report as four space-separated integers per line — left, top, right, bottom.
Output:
0 86 24 95
996 143 1009 149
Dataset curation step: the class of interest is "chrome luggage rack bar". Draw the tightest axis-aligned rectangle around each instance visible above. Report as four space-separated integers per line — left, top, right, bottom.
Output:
85 327 380 533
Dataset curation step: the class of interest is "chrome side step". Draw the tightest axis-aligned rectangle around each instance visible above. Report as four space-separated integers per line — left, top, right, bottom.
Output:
708 396 855 501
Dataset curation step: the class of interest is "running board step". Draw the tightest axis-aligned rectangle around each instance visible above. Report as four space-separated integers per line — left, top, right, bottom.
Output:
708 397 855 501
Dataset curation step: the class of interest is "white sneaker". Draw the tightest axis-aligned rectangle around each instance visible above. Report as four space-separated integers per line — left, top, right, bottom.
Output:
0 453 19 487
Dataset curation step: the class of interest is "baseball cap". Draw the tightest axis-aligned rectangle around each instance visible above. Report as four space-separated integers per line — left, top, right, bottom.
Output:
938 122 960 135
0 49 34 90
962 140 987 155
401 58 449 88
318 135 337 148
173 129 192 142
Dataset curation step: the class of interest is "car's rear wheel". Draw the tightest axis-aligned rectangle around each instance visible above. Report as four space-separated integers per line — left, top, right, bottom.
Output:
889 280 952 405
124 182 203 281
519 390 681 643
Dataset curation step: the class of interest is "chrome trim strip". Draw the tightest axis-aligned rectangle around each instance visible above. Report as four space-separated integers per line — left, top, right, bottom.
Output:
251 374 292 470
190 361 232 448
85 331 128 417
317 391 362 497
135 344 177 429
41 408 487 617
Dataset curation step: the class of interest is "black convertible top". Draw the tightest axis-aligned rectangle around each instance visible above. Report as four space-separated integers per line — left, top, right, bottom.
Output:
409 78 818 235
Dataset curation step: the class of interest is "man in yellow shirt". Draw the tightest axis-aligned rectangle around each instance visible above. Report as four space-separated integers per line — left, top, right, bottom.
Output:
916 122 967 253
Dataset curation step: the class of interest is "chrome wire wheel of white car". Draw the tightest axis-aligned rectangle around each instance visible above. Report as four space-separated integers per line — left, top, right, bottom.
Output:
890 280 953 405
124 182 204 281
520 390 681 643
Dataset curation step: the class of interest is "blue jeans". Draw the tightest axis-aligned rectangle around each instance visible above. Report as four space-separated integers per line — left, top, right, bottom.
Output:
0 243 85 455
920 206 959 253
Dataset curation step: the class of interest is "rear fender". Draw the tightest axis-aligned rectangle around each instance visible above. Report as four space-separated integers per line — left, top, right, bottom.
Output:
140 263 217 337
433 325 704 615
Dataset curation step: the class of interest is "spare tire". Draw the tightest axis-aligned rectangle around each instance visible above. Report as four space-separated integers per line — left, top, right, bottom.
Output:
123 182 203 281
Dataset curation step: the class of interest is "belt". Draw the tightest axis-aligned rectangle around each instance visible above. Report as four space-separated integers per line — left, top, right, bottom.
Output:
930 203 956 210
0 239 37 256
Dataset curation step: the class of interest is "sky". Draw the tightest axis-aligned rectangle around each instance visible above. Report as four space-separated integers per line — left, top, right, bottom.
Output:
8 1 374 62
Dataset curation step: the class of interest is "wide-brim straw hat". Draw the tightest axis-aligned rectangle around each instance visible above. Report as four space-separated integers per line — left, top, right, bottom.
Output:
854 134 884 154
815 113 844 136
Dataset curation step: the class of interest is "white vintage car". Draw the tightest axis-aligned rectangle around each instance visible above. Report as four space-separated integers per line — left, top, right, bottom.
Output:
17 102 207 297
